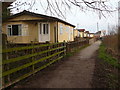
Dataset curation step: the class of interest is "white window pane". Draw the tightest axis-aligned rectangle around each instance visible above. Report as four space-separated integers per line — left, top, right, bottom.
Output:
8 28 12 36
60 24 63 34
18 25 22 35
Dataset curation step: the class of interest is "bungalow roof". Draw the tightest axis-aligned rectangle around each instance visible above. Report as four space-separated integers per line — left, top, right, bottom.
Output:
78 29 85 32
3 10 75 27
85 31 89 33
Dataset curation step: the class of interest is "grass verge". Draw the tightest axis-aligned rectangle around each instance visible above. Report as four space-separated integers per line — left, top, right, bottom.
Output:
98 44 120 88
99 44 120 69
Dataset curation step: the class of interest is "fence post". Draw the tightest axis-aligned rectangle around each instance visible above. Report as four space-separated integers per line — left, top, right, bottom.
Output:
66 42 69 54
2 34 8 87
45 41 50 63
31 41 35 73
63 40 66 56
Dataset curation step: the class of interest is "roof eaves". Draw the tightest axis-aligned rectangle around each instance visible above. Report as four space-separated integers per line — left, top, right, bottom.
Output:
4 10 75 27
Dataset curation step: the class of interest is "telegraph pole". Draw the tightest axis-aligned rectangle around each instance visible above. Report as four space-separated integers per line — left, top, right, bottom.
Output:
97 22 99 32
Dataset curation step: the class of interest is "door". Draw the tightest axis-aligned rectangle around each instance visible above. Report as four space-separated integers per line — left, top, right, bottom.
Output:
38 23 50 42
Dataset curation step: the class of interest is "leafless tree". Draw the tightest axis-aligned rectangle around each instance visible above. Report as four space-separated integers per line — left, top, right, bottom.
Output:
108 25 118 35
9 0 117 19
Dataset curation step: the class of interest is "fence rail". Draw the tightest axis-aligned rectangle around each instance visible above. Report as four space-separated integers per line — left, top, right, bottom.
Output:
66 40 89 52
1 34 89 89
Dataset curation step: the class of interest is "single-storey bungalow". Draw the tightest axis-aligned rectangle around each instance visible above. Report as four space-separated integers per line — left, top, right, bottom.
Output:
2 10 75 43
73 29 80 38
79 29 85 38
74 29 86 38
89 33 95 38
94 31 101 38
84 31 89 38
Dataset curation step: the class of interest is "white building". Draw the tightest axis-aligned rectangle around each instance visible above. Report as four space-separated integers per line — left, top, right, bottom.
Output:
100 30 106 37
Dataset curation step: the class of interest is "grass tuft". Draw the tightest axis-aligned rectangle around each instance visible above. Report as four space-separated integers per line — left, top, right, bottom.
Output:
99 44 120 69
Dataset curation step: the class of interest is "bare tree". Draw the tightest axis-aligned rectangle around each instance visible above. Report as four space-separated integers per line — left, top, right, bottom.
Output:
9 0 117 19
108 25 118 35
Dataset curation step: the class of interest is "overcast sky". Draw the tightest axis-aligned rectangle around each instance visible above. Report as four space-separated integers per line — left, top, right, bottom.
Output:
10 0 119 33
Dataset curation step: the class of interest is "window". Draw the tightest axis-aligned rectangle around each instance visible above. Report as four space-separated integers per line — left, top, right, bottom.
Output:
66 26 69 33
60 24 63 34
39 23 42 34
7 24 22 36
43 24 49 34
7 25 12 36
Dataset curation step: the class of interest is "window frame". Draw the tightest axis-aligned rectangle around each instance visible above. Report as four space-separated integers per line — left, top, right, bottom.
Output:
67 26 70 33
7 24 22 36
60 24 63 34
42 23 49 35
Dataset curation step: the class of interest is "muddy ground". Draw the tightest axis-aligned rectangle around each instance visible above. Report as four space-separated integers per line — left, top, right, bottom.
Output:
92 51 120 88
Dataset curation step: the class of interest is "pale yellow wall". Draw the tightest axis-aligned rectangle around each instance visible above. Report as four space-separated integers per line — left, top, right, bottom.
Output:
58 22 74 42
74 29 80 38
84 33 87 37
7 36 30 43
90 34 94 38
2 21 39 43
80 32 84 38
50 22 57 43
28 22 39 42
74 30 77 38
84 33 90 37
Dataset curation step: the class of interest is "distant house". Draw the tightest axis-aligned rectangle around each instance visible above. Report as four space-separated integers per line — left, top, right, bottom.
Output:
74 29 80 38
100 30 106 37
2 10 75 43
94 31 101 39
84 31 89 38
79 29 85 38
86 31 90 37
89 33 94 38
74 29 85 38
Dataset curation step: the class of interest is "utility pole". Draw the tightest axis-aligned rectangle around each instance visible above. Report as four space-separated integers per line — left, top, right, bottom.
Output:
97 22 99 32
77 23 79 29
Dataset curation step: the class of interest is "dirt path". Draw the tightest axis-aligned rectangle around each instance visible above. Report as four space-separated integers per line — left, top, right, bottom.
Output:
14 41 101 88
